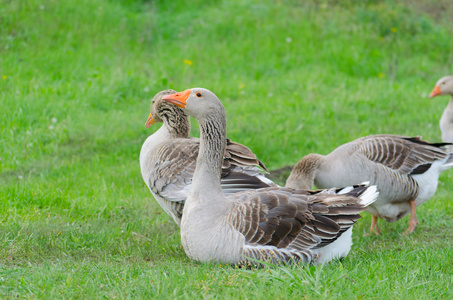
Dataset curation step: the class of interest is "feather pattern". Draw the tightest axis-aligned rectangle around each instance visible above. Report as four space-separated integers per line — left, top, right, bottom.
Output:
140 90 275 225
147 138 273 203
356 135 448 175
161 88 378 266
286 134 453 225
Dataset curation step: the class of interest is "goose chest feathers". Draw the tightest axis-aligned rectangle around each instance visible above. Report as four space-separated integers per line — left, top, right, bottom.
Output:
162 88 378 266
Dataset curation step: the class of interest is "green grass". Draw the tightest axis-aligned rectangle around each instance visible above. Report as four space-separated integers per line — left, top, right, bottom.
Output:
1 0 453 298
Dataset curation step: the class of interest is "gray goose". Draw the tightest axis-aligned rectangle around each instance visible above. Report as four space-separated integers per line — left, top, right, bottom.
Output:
429 75 453 149
162 88 378 266
285 135 453 235
140 90 275 225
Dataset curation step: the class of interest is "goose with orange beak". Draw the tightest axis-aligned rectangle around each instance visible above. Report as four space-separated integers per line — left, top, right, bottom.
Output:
161 88 379 265
140 89 275 226
429 76 453 150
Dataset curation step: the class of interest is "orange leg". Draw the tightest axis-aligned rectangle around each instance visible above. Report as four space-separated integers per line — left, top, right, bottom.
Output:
369 215 381 235
404 200 418 235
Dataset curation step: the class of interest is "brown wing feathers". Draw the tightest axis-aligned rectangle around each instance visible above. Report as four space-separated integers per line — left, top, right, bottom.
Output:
150 139 198 196
151 138 269 198
235 187 368 255
359 135 449 175
226 139 269 172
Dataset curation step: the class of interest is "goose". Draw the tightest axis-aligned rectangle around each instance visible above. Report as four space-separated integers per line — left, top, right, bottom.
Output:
429 75 453 149
161 88 378 266
140 90 275 226
285 135 453 235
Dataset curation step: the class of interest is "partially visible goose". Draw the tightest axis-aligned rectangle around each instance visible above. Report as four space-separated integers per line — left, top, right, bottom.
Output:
285 135 453 235
162 88 378 266
140 90 275 225
429 75 453 148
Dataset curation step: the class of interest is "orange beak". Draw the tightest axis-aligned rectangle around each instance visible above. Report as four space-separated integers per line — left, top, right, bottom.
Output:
145 113 156 128
429 85 442 98
162 89 191 108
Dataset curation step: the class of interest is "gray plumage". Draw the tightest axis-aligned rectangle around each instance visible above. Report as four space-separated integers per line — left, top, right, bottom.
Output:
230 185 373 266
140 90 274 225
286 134 453 234
162 88 378 265
430 75 453 150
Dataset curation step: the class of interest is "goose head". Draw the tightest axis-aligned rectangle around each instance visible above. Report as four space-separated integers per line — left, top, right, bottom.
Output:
429 76 453 98
162 88 224 120
145 89 188 128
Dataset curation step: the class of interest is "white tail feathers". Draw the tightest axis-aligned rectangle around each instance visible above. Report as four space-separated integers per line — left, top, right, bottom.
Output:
337 186 353 194
337 181 370 195
324 182 378 207
358 185 379 207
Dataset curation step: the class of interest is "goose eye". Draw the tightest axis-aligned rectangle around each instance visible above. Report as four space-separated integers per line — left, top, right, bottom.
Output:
196 92 202 97
442 82 446 85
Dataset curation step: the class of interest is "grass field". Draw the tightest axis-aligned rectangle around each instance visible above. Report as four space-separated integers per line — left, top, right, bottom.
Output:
1 0 453 298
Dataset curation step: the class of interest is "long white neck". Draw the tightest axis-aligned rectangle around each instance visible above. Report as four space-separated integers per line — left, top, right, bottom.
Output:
443 96 453 116
190 112 227 197
440 96 453 142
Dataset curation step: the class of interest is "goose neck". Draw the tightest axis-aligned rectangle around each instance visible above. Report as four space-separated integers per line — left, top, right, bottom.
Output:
191 113 227 193
441 97 453 123
446 96 453 111
163 109 190 138
286 153 323 190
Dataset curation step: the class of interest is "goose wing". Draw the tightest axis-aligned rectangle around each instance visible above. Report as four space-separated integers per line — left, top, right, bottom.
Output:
230 185 376 264
149 138 273 203
355 135 450 175
224 139 269 172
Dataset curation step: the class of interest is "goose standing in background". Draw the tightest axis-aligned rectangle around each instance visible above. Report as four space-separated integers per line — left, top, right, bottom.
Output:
286 135 453 235
161 88 378 266
429 75 453 150
140 90 275 225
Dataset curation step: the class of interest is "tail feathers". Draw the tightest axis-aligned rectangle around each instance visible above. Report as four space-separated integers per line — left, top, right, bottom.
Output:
220 169 278 195
355 185 378 207
337 186 353 194
337 182 378 207
314 182 378 208
312 227 353 266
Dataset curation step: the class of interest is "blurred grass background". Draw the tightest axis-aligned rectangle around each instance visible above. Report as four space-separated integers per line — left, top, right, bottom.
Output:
1 0 453 298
